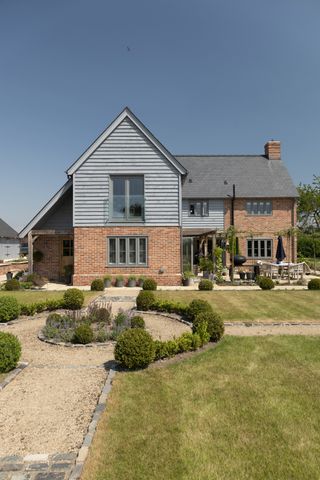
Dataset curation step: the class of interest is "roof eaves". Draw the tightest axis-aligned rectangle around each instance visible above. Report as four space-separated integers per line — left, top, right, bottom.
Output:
19 179 73 238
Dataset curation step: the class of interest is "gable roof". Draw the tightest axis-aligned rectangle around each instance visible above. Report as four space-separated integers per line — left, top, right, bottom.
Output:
66 107 187 176
177 155 298 198
19 179 73 238
0 218 18 239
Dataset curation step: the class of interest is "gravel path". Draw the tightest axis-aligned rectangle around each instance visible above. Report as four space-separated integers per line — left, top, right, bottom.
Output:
0 315 113 456
142 313 191 340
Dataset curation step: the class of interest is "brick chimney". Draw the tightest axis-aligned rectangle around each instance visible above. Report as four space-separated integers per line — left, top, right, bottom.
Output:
264 140 281 160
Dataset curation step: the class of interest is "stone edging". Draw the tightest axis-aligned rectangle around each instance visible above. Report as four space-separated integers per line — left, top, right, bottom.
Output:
69 368 116 480
225 321 320 327
37 330 116 348
135 309 192 327
0 361 28 391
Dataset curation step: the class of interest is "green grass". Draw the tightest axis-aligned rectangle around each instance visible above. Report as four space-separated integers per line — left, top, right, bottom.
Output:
154 290 320 322
83 336 320 480
0 290 99 306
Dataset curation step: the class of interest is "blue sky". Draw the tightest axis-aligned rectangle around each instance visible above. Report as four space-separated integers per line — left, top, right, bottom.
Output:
0 0 319 231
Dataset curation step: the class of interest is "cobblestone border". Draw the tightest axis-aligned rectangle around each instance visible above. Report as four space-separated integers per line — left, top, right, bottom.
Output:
135 309 192 327
0 362 28 391
37 331 115 348
69 367 117 480
224 321 320 326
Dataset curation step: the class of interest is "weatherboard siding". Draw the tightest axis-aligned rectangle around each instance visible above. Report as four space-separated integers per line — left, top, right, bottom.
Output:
182 199 224 229
73 118 180 226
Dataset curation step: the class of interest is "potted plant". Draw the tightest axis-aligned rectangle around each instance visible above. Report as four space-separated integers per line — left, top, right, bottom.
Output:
182 271 194 286
199 257 214 279
239 271 246 280
64 264 73 285
137 276 145 287
103 275 112 288
128 275 137 287
115 275 124 287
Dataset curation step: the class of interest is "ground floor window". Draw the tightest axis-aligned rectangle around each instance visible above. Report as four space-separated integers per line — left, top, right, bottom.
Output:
62 239 74 256
107 237 147 266
247 239 272 258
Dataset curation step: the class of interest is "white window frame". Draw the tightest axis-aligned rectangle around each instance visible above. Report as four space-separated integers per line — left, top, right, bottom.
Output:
246 200 272 216
107 236 148 266
247 238 273 259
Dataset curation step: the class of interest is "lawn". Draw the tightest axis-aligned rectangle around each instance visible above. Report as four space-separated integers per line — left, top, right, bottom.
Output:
155 290 320 322
83 336 320 480
0 290 99 306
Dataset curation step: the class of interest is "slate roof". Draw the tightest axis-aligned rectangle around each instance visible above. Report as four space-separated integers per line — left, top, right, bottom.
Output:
0 218 18 238
176 155 298 198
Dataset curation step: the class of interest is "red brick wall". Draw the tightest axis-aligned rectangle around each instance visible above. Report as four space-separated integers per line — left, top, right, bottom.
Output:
0 261 28 276
33 235 62 281
224 198 297 264
73 226 182 286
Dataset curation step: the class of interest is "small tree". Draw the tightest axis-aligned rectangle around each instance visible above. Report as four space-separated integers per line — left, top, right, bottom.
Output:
214 246 224 282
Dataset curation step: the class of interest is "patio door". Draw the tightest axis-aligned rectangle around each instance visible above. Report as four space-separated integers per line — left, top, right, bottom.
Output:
183 237 193 272
60 238 74 281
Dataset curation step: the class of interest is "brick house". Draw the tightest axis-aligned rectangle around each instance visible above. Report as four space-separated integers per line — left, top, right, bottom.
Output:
19 108 298 285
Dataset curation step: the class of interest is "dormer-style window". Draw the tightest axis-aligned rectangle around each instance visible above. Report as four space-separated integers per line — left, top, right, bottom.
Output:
111 176 144 221
189 200 209 217
246 200 272 215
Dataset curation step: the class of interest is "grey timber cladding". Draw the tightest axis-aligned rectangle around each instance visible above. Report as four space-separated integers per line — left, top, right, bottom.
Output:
182 199 224 229
35 187 73 229
73 118 180 226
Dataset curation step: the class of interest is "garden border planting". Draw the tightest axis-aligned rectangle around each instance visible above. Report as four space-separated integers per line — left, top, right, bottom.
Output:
37 330 116 348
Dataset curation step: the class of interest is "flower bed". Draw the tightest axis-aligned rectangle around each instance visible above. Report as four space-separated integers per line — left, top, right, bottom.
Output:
40 300 143 346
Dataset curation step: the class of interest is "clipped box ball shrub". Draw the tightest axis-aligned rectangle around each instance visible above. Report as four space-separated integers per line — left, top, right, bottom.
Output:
308 278 320 290
4 279 21 291
91 278 105 291
142 278 157 291
258 277 275 290
0 332 21 373
136 290 155 311
115 328 155 369
131 315 145 329
177 332 194 352
193 311 224 342
72 324 94 344
198 279 213 291
0 296 21 323
63 288 84 310
187 299 213 321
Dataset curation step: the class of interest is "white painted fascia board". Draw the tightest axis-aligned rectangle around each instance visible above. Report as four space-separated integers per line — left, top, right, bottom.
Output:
66 107 187 176
19 179 73 238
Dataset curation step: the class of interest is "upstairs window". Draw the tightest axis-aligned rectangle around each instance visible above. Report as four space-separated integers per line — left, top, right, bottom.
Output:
246 200 272 215
189 200 209 217
111 176 144 221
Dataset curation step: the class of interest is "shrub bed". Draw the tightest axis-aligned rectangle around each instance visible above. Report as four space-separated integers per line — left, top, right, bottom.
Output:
91 279 105 291
193 311 224 342
198 279 213 291
0 296 21 322
115 328 155 369
258 277 275 290
63 288 84 310
142 278 157 291
308 278 320 290
4 279 21 291
0 332 21 373
136 291 156 311
73 324 94 344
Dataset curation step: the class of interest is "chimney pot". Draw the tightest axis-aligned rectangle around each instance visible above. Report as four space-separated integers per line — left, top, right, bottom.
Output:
264 140 281 160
